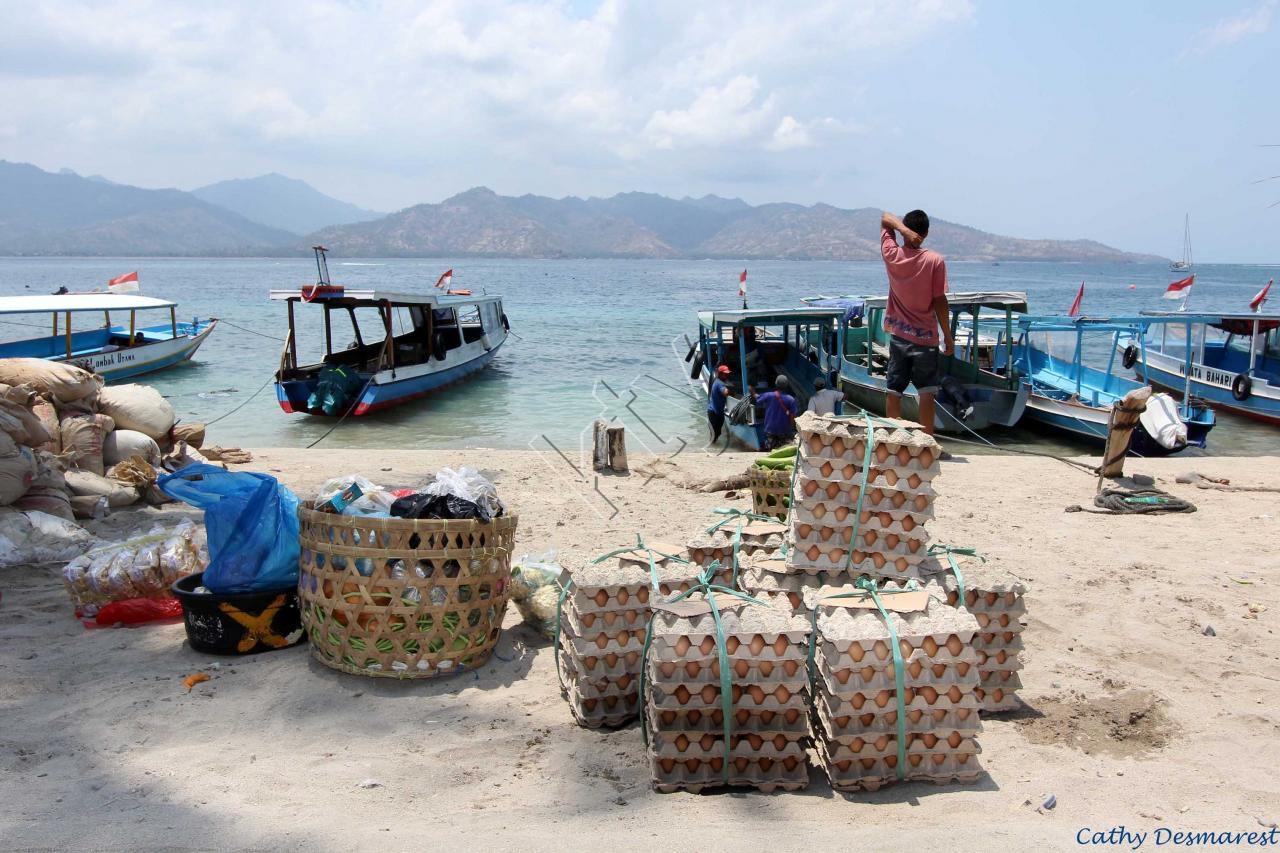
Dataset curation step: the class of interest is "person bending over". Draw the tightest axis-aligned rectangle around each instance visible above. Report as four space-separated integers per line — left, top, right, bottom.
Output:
753 375 798 450
880 209 954 436
807 376 844 416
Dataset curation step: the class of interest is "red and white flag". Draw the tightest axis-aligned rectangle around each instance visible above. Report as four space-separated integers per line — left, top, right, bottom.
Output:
1250 279 1273 312
107 271 139 293
1163 274 1194 301
434 269 453 290
1068 281 1084 316
738 269 747 297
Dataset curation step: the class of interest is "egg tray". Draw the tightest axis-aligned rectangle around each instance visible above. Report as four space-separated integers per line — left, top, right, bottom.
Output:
979 669 1022 691
566 562 711 614
972 631 1024 654
797 411 940 460
919 554 1027 597
814 735 983 792
974 685 1021 713
813 686 981 742
646 705 811 737
972 610 1023 633
815 632 982 670
563 648 643 679
782 548 927 579
560 620 647 657
647 682 807 714
794 468 939 505
649 754 810 794
817 683 983 717
648 729 808 761
612 541 688 572
795 511 929 541
974 646 1023 673
564 680 641 729
815 650 981 698
792 522 931 555
812 594 980 648
648 602 810 662
815 728 981 762
790 531 930 567
790 493 935 528
558 647 640 696
648 655 807 686
562 598 650 636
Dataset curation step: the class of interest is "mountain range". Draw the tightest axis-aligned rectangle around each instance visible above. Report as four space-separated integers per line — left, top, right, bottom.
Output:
0 161 1163 262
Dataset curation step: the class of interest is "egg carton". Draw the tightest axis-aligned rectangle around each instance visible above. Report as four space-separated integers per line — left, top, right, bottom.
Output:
813 687 982 742
794 469 939 506
972 630 1026 653
647 705 811 737
558 643 640 689
560 668 640 702
690 520 788 559
790 492 936 529
799 440 941 477
648 600 810 663
979 669 1022 691
782 548 928 581
812 591 980 650
649 754 809 794
919 554 1027 600
790 532 929 567
649 655 807 686
817 730 981 762
818 636 982 671
565 648 643 679
564 680 641 729
562 600 650 639
792 522 931 553
816 651 981 697
612 540 688 572
648 662 808 695
818 683 983 717
648 729 808 761
814 736 983 792
974 646 1023 673
647 682 807 714
797 411 941 461
560 621 647 657
974 683 1021 713
972 610 1022 632
795 510 929 542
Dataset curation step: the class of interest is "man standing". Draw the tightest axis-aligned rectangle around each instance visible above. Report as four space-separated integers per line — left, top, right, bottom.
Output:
707 364 731 443
880 209 954 436
807 376 843 416
753 375 798 450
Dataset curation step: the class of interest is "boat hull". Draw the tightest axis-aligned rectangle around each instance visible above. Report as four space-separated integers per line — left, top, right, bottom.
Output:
0 320 218 382
1123 343 1280 426
836 363 1028 434
1021 389 1214 455
277 339 503 416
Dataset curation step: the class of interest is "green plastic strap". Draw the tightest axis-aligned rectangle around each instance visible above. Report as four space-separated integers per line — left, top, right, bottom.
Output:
927 544 984 605
552 578 574 691
807 578 917 780
704 508 778 533
590 533 687 591
840 412 876 573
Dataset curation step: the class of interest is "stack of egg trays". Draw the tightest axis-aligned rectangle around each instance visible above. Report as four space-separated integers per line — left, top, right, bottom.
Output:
739 554 832 614
787 412 941 582
807 584 985 791
558 543 701 728
686 519 788 582
644 597 811 792
921 555 1028 713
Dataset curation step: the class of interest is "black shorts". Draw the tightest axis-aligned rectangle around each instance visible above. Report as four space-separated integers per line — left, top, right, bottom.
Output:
886 335 940 395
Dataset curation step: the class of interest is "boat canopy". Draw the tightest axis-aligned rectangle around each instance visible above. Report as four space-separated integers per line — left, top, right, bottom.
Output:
269 288 502 307
697 307 846 329
1138 310 1280 336
0 294 176 315
804 291 1028 312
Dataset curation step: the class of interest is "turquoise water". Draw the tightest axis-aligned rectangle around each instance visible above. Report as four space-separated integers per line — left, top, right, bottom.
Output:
0 257 1274 455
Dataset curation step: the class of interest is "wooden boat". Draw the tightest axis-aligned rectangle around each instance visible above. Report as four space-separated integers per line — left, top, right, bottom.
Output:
1118 311 1280 426
1015 315 1215 454
0 293 215 381
271 252 508 416
691 306 845 450
799 292 1030 434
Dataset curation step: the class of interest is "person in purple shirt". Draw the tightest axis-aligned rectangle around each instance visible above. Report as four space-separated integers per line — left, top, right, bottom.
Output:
752 375 798 450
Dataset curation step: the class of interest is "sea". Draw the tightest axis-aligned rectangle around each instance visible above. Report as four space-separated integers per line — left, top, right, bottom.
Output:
0 257 1274 456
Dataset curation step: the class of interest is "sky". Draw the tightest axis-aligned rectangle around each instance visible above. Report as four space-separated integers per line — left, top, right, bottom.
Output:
1 0 1277 262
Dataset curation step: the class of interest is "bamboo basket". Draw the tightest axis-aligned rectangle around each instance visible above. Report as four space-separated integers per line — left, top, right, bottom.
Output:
296 504 518 679
748 467 791 520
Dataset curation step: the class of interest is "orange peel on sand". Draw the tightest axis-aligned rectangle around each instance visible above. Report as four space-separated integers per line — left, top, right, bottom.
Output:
182 672 211 692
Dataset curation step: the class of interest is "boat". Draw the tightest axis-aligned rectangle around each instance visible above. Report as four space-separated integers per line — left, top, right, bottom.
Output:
1118 311 1280 425
0 292 216 381
1170 214 1194 272
1015 314 1216 454
271 250 508 416
691 306 846 450
798 292 1030 434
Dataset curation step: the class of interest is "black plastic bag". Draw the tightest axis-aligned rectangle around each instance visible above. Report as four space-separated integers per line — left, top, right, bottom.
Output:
391 492 490 522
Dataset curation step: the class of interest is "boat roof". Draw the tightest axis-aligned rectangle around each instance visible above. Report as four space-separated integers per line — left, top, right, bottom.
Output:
0 293 176 315
698 307 846 329
802 291 1029 310
1139 310 1280 322
269 288 502 307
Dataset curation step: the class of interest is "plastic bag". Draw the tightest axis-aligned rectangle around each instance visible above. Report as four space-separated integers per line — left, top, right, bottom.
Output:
91 596 183 627
315 474 395 517
509 550 563 640
0 507 99 567
158 463 300 594
423 467 504 520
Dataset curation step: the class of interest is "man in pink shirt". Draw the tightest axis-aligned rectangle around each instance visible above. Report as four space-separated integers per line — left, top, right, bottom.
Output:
880 209 954 436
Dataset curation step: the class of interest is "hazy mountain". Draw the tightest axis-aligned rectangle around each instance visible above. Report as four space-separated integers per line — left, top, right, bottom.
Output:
192 173 384 236
0 161 296 255
309 187 1163 262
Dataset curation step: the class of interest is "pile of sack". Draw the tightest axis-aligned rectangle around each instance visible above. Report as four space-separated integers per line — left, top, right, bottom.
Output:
0 358 210 527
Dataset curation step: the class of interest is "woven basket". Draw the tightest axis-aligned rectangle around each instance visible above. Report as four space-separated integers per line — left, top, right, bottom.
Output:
297 504 518 679
748 467 791 520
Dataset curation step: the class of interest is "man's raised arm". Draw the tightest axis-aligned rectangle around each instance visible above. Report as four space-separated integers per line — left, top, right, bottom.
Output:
882 212 922 249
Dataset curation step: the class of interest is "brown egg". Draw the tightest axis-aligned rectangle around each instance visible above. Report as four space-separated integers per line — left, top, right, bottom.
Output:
946 635 964 656
901 515 916 531
921 636 939 656
913 494 929 511
637 586 650 603
700 685 718 704
772 635 789 655
833 505 849 521
674 734 690 752
674 636 691 655
812 502 828 519
851 440 865 459
797 522 813 537
875 445 890 463
885 533 900 549
824 482 840 499
616 588 629 605
605 652 620 667
700 636 716 655
806 544 821 561
848 643 865 662
725 636 740 654
918 448 933 468
896 447 911 466
831 438 845 455
808 435 824 454
907 473 922 489
819 461 833 477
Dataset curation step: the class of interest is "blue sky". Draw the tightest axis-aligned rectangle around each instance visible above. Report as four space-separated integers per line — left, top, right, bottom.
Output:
0 0 1276 261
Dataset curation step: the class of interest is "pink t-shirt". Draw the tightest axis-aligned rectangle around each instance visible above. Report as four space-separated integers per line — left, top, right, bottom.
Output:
881 227 947 346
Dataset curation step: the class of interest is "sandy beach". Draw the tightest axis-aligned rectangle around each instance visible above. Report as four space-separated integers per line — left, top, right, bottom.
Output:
2 447 1279 851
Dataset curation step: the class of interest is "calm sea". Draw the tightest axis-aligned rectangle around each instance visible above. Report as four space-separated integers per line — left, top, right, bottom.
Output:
0 257 1274 456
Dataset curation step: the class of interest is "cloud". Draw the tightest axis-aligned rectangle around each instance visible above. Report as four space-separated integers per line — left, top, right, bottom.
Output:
1187 0 1275 55
0 0 974 207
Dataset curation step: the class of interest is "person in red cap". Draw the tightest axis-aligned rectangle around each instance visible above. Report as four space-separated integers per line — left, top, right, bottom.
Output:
707 364 732 443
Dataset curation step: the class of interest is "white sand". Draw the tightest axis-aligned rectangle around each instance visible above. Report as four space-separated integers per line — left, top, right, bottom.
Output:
2 448 1278 851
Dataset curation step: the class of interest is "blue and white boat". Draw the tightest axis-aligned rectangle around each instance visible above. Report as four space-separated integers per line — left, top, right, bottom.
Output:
0 293 216 381
1015 315 1216 454
691 306 845 450
1118 311 1280 426
270 259 508 417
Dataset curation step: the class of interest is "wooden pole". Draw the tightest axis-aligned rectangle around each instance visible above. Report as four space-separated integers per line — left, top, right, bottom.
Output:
170 305 177 339
64 311 72 358
1097 385 1152 488
592 420 629 473
129 310 136 344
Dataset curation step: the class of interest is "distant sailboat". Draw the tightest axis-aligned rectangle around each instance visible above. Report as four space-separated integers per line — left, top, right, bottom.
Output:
1170 214 1193 272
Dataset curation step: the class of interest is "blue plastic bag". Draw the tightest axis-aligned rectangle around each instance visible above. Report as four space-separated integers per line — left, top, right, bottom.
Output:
158 463 301 594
